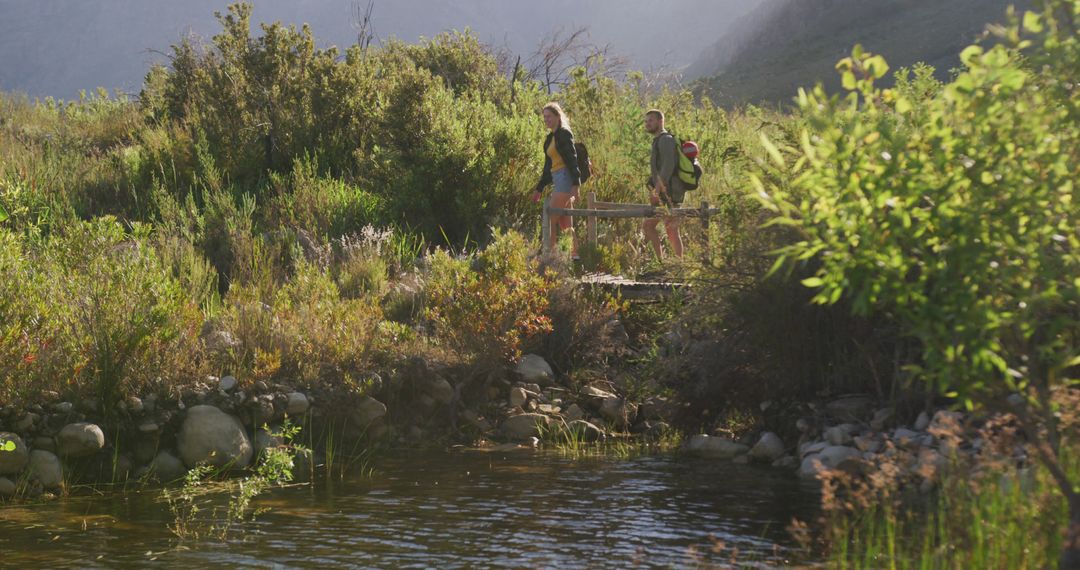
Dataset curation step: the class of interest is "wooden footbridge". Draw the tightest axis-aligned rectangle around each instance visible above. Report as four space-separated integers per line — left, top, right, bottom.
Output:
543 192 719 300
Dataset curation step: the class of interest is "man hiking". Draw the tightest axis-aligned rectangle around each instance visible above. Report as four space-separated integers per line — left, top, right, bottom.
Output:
643 109 684 259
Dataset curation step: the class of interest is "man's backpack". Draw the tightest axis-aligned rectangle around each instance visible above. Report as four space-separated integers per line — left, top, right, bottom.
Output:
672 135 703 190
575 142 592 184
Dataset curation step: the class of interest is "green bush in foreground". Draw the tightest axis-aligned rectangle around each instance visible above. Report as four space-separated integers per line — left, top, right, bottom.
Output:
757 1 1080 564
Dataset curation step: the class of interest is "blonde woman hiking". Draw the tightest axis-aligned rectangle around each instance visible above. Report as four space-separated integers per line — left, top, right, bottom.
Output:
532 102 581 258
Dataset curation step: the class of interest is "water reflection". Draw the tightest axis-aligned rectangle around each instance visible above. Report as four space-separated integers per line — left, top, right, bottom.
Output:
0 450 819 568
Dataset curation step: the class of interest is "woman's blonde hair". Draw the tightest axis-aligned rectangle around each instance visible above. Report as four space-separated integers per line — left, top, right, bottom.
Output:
542 102 570 130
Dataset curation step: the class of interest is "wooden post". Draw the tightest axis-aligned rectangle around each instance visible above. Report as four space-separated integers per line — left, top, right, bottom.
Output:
701 201 711 265
587 192 598 247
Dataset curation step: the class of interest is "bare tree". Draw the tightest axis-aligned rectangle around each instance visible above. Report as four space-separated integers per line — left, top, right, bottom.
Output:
350 0 377 51
524 26 628 93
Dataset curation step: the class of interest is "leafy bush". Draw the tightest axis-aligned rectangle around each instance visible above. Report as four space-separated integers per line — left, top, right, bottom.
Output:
424 231 556 371
755 2 1080 562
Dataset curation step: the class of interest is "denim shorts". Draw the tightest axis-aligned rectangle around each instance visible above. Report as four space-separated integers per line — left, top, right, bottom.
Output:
552 168 574 194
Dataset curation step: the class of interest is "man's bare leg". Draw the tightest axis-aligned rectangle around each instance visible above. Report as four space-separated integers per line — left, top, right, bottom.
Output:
643 217 663 259
665 216 684 258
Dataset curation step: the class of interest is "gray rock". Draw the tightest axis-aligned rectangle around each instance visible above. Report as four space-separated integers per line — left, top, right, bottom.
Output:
429 378 455 406
508 387 528 408
749 432 786 462
0 433 29 475
733 454 751 465
869 408 893 431
853 435 883 454
772 455 800 470
138 421 159 434
28 450 62 489
824 425 855 446
566 420 605 442
563 403 585 422
516 354 554 386
500 414 553 441
799 440 829 458
930 410 963 431
52 402 74 414
57 423 106 458
254 427 284 456
353 396 387 428
825 395 875 422
177 405 253 469
14 412 38 432
599 397 638 428
639 396 678 421
0 476 15 498
150 451 187 483
286 392 310 416
685 434 750 459
125 396 145 414
32 436 56 453
796 418 812 433
892 428 921 446
204 330 241 354
798 446 862 480
914 411 931 431
219 375 238 392
583 385 616 399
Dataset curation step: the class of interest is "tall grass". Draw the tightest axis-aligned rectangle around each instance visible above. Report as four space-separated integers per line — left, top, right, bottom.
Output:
822 443 1075 569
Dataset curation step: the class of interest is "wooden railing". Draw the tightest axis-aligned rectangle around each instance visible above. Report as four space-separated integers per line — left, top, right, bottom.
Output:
541 191 720 255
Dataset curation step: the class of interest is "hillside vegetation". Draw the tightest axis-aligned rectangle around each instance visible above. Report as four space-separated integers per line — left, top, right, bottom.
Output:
691 0 1031 106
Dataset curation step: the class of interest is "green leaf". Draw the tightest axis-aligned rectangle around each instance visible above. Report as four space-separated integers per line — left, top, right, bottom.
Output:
801 276 825 288
841 71 857 91
760 133 787 169
0 440 14 452
1023 11 1043 33
960 45 983 67
0 202 7 223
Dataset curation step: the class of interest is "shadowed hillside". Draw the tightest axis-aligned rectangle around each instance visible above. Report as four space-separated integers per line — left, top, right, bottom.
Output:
690 0 1031 106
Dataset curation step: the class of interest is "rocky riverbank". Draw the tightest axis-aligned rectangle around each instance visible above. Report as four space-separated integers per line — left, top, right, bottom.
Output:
0 342 1003 503
0 351 687 499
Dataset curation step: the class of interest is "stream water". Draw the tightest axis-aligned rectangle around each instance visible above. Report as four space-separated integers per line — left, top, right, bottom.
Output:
0 450 820 568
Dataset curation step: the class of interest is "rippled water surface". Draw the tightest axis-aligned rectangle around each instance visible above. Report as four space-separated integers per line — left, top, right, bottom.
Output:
0 450 820 568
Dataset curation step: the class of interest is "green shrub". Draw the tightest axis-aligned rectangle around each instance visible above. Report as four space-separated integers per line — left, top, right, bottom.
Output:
424 231 556 371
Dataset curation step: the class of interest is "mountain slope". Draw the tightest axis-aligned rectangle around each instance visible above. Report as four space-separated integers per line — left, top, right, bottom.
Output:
690 0 1030 106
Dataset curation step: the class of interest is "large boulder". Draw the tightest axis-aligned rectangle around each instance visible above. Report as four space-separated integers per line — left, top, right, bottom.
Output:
428 378 455 406
0 433 29 475
352 396 387 428
177 405 253 469
151 451 188 483
500 414 553 441
748 432 786 463
28 450 62 489
566 420 605 442
0 476 15 498
516 354 554 386
599 397 639 429
57 423 105 458
508 387 529 408
285 392 310 416
685 434 750 459
798 446 862 480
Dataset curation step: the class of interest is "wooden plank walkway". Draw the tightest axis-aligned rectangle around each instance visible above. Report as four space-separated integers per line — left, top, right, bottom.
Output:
576 272 690 301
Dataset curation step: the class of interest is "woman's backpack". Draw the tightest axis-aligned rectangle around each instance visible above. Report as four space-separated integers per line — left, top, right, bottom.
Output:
575 142 592 184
